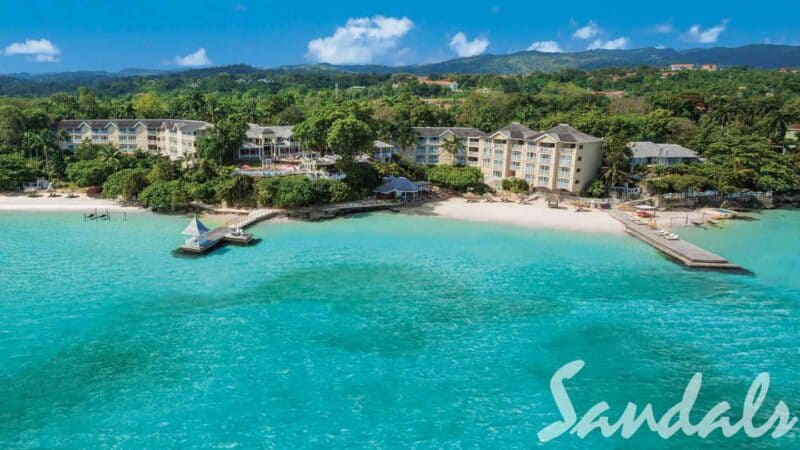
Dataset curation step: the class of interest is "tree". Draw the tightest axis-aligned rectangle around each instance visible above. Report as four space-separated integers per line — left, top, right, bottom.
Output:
0 105 25 152
102 168 150 200
139 180 192 211
326 116 375 161
66 160 116 187
0 154 37 190
197 114 247 164
440 135 460 155
601 135 632 189
426 165 487 193
132 92 166 118
501 177 529 193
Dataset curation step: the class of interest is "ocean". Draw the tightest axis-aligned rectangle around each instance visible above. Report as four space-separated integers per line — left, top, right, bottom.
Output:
1 209 798 448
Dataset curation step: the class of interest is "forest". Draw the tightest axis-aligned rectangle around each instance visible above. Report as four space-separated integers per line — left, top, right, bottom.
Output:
1 66 799 209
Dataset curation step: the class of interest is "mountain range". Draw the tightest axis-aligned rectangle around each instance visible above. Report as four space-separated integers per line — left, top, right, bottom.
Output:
2 45 799 88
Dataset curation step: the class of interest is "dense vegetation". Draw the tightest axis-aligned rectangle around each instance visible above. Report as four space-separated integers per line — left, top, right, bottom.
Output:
0 66 798 207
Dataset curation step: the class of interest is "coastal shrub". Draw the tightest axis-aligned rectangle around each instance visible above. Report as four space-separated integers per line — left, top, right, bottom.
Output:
189 181 219 204
146 159 181 183
66 159 116 187
102 168 150 201
501 178 529 193
583 179 607 198
255 176 314 208
336 161 381 198
139 180 192 211
0 154 37 190
213 175 256 207
644 174 710 194
310 178 351 203
426 165 487 193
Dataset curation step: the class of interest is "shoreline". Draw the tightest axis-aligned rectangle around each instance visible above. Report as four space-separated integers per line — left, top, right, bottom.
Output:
0 193 146 213
2 193 771 235
404 197 626 234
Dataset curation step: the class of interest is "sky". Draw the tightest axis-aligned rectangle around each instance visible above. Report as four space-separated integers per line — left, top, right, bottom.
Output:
1 0 799 73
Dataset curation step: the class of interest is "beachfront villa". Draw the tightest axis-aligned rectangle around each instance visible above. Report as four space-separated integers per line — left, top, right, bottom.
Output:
628 142 701 169
407 123 604 193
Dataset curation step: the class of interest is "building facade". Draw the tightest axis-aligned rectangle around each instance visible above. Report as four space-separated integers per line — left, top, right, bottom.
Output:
629 142 701 169
408 123 603 193
56 119 212 161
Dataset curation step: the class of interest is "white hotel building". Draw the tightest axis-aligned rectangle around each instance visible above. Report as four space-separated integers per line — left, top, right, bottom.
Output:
409 123 603 193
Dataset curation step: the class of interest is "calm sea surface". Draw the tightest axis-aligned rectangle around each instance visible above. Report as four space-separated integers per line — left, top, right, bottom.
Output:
1 209 799 448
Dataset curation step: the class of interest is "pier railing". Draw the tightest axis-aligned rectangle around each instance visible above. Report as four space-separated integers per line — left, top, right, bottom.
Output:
661 190 772 199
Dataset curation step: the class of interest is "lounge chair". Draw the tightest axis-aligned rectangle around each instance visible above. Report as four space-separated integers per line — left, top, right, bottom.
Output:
665 234 679 240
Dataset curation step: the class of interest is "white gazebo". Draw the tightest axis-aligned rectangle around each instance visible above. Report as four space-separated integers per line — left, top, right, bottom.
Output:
181 215 210 248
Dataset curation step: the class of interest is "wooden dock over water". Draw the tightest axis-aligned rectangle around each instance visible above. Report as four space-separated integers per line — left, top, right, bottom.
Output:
178 209 277 255
607 209 743 271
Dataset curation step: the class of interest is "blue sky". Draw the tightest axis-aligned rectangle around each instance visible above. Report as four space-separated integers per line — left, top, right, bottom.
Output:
1 0 798 73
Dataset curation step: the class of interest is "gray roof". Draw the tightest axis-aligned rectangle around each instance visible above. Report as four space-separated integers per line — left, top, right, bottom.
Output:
246 124 295 139
540 124 602 143
413 127 486 138
494 123 542 140
181 216 210 236
373 140 395 149
629 142 700 159
56 119 211 132
373 177 420 194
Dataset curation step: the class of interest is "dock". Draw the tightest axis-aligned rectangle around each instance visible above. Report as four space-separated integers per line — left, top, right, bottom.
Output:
178 209 277 255
607 209 743 271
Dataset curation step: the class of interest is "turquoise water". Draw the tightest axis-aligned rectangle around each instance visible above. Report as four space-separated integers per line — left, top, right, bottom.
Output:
1 209 799 448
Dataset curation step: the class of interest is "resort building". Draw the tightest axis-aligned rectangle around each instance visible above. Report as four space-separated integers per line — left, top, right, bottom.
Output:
405 123 603 193
408 127 486 166
628 142 701 169
372 140 398 163
55 119 307 162
478 123 604 192
56 119 211 161
239 124 303 161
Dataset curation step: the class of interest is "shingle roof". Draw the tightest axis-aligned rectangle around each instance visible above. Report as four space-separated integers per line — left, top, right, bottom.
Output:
494 123 542 140
56 119 211 132
373 140 395 149
413 127 486 138
629 142 700 159
373 177 420 194
541 124 602 143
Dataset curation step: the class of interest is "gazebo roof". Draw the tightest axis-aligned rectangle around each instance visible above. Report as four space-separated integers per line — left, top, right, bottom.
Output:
373 177 420 194
182 215 210 236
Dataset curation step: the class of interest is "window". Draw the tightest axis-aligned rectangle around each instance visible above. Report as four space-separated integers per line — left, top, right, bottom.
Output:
540 153 551 162
575 180 580 184
494 150 504 158
576 168 581 173
524 163 533 172
577 156 583 162
511 161 521 170
559 167 571 175
538 176 549 184
493 160 504 169
511 151 522 161
482 159 490 168
539 165 550 174
525 174 534 181
526 151 535 160
493 170 503 177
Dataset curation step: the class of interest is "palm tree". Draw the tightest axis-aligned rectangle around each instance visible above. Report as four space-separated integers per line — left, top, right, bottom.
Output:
97 145 123 170
441 135 460 155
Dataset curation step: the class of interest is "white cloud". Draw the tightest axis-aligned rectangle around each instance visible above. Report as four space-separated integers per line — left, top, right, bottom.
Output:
655 45 666 50
573 21 599 40
306 15 413 64
3 38 60 62
449 32 489 57
654 22 673 33
587 37 630 50
174 48 212 67
683 20 728 43
527 41 563 53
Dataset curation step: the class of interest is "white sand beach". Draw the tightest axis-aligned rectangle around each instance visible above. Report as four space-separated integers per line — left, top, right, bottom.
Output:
409 197 626 234
0 193 145 213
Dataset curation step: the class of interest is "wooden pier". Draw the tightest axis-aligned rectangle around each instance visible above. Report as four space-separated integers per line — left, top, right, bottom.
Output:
607 210 743 271
178 209 277 255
